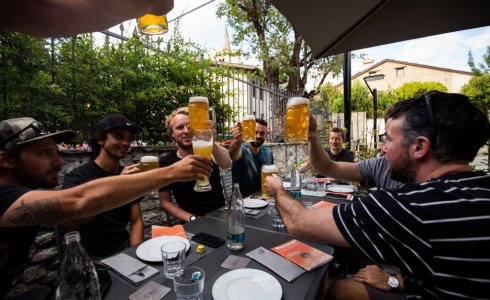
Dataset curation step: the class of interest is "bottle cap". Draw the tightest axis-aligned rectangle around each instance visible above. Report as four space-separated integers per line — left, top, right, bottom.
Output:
191 271 202 280
196 244 206 253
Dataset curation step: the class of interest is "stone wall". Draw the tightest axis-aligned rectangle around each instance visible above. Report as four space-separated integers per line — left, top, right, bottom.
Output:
7 143 307 298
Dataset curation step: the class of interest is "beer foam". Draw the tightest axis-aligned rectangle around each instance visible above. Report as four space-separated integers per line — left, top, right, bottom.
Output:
189 96 208 103
192 140 213 147
262 164 278 173
243 114 255 121
287 97 309 107
140 156 159 163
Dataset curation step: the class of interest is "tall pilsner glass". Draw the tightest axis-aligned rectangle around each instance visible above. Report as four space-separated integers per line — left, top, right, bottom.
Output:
261 164 278 199
284 97 309 144
188 96 215 133
242 115 256 142
192 130 214 192
140 156 159 197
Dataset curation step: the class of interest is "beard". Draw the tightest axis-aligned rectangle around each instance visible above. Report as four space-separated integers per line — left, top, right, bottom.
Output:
13 165 60 189
389 149 415 183
250 138 264 148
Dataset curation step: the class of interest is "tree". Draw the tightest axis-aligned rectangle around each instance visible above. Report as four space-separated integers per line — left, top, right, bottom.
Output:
216 0 344 95
394 81 447 100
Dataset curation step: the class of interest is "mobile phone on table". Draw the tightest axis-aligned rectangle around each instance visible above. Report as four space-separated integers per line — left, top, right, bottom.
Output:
191 232 225 248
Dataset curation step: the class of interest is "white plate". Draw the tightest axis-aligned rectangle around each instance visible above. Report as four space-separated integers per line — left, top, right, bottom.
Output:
243 198 268 208
136 236 190 262
327 185 356 193
212 269 282 300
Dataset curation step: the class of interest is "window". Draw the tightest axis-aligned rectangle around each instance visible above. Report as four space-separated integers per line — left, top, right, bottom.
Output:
396 67 404 77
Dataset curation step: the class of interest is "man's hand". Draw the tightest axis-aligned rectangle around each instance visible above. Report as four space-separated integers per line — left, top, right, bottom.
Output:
121 163 141 175
264 175 284 198
308 115 319 142
169 155 212 182
352 265 394 291
230 122 243 143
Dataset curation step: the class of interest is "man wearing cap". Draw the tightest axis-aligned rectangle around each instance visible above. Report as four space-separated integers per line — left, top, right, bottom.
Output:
59 114 144 258
0 117 213 296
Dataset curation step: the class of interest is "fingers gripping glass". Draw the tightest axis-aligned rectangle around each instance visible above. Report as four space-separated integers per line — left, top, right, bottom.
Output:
0 122 48 148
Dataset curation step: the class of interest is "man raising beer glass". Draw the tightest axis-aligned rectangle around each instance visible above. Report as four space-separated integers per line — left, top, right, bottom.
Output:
229 118 274 197
159 107 231 222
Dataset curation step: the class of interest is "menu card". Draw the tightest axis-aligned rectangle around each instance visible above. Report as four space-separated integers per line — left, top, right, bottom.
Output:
151 224 188 239
271 239 333 271
246 247 305 282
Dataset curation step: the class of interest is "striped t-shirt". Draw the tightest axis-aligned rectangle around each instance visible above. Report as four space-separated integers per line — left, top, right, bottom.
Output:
333 171 490 299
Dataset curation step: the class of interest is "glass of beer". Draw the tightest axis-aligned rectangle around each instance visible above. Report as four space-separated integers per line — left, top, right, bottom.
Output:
242 115 256 142
188 96 216 133
192 129 214 192
140 156 159 172
261 164 278 199
137 14 169 35
284 97 309 144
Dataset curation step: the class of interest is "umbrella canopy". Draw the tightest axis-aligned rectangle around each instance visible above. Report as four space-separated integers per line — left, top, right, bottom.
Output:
271 0 490 58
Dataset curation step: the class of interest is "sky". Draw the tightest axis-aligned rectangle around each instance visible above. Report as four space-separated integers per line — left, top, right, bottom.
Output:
109 0 490 88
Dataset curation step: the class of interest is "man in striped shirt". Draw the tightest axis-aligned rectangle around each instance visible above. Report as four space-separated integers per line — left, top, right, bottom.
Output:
265 91 490 299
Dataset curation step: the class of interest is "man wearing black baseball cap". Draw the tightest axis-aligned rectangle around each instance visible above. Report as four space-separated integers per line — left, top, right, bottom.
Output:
0 116 213 296
59 114 145 258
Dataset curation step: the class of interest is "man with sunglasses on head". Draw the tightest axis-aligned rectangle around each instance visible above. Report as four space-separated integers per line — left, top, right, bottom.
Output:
59 114 144 258
0 117 212 297
229 118 274 197
265 91 490 299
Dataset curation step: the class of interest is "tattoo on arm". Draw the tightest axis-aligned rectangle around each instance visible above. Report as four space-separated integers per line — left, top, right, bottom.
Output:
8 198 64 226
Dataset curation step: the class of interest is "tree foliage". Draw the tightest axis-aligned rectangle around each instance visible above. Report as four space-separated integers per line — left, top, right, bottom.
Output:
0 32 233 144
393 81 447 100
216 0 345 95
463 46 490 116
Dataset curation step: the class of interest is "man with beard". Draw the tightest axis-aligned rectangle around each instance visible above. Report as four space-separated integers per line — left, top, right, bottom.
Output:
59 114 144 258
0 117 212 296
159 107 231 222
229 118 274 197
264 91 490 299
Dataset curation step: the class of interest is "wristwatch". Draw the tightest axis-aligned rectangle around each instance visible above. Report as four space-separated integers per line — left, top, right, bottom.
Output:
189 215 198 222
387 272 399 289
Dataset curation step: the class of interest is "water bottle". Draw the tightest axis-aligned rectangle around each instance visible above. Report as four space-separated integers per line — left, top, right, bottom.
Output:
290 166 302 199
56 231 101 300
226 183 245 251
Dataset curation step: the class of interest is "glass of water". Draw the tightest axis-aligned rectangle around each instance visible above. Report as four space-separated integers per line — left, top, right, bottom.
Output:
161 241 186 279
173 266 205 300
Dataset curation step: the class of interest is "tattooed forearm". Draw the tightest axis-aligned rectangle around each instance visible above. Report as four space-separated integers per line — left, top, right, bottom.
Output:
8 198 65 225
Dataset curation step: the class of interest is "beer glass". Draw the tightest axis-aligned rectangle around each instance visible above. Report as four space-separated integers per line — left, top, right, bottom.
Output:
192 130 214 192
137 14 169 35
241 115 256 142
140 156 159 197
188 96 216 132
284 97 309 144
261 164 278 199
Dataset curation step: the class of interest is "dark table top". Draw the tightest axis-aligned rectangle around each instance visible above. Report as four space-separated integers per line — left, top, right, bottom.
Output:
104 215 334 300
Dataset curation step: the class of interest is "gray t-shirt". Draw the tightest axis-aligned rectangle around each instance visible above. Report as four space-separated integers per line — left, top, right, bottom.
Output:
358 156 401 190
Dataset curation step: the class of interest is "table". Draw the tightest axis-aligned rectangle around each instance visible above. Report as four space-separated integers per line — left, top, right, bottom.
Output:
103 216 334 300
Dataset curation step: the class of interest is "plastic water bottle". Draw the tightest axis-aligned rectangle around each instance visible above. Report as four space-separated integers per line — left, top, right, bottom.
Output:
56 231 101 300
290 167 302 199
227 183 245 251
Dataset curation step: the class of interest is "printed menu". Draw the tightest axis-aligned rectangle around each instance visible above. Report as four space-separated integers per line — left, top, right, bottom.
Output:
271 239 333 271
151 224 188 239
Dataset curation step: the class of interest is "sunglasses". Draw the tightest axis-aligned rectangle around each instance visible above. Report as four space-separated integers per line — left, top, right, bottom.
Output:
418 91 438 146
0 122 48 148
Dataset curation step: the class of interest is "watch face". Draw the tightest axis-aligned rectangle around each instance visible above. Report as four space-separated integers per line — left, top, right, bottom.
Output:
388 276 399 289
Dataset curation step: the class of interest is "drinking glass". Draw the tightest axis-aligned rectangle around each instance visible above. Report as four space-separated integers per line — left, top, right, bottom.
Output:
173 266 205 300
270 200 285 229
284 97 309 144
261 164 278 199
140 156 159 197
192 130 214 192
161 241 186 279
241 114 256 142
137 14 169 35
188 96 216 133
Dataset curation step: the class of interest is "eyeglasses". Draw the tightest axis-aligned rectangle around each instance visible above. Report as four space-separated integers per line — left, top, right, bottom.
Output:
422 91 438 145
0 122 48 148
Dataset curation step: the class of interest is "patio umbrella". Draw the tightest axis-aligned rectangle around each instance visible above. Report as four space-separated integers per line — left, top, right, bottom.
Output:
271 0 490 58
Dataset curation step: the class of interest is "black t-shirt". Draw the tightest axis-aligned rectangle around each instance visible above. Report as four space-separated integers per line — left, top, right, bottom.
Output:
62 161 134 258
159 151 225 216
0 185 36 296
325 147 355 162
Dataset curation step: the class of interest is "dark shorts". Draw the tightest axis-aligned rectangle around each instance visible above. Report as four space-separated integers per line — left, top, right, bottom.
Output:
364 284 406 300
